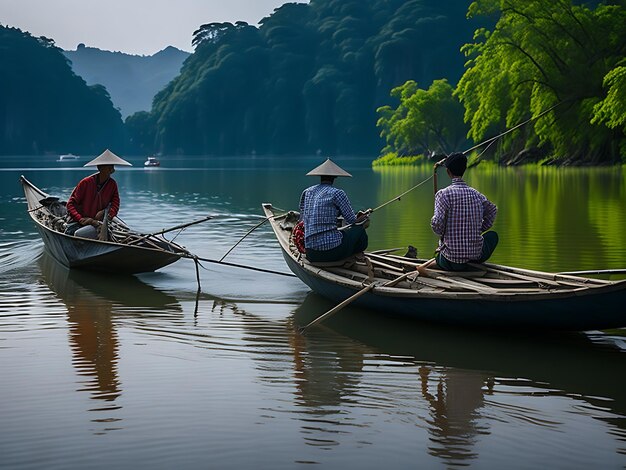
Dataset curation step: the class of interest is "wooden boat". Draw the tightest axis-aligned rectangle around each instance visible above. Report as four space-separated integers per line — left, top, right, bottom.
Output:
21 175 188 274
262 203 626 331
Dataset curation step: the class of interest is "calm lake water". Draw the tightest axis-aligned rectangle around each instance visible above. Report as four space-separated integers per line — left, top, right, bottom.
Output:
1 155 625 469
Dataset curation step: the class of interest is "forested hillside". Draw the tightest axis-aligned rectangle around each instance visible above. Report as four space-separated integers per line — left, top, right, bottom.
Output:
64 45 190 118
0 25 124 155
377 0 626 165
127 0 484 156
5 0 622 163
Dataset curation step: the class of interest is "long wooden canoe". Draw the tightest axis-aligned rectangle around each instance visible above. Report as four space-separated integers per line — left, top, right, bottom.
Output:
262 203 626 330
21 175 187 274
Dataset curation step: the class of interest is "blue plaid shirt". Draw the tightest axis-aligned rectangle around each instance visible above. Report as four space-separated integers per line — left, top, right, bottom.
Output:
299 183 357 250
431 178 497 263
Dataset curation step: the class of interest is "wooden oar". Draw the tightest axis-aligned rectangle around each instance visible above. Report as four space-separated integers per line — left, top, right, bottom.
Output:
415 257 437 276
97 205 110 241
301 270 416 331
301 283 376 330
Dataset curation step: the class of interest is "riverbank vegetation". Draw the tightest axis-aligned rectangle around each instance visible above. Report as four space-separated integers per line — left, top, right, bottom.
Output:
376 0 626 166
2 0 623 165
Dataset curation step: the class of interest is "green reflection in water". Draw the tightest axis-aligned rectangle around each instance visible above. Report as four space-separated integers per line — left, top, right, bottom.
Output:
368 165 626 273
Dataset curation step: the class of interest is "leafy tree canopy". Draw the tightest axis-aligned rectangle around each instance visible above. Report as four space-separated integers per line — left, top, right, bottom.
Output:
455 0 626 163
132 0 481 156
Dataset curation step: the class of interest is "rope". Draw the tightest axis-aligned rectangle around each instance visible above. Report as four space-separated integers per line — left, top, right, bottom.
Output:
184 253 297 278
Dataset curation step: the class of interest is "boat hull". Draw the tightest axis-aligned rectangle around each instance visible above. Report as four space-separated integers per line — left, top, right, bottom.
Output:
282 252 626 330
36 224 181 273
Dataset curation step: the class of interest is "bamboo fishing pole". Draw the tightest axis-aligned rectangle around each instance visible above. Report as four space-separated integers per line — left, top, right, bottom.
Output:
371 102 563 213
219 213 288 262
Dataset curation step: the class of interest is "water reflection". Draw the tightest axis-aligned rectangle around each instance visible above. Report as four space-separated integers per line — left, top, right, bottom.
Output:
38 254 182 432
288 317 367 411
418 366 492 463
291 293 626 465
288 294 491 464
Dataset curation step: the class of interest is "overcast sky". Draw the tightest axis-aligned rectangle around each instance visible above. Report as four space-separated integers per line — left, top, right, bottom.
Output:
1 0 308 55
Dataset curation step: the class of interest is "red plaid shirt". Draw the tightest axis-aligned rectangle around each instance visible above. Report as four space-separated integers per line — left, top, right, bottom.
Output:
66 174 120 222
431 178 497 263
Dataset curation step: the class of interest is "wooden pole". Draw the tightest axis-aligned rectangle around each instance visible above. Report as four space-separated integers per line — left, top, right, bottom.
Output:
301 270 416 331
301 283 376 330
557 268 626 276
415 258 437 276
185 254 297 278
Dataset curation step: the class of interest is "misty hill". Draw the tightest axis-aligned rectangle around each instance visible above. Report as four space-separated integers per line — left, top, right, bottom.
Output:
64 44 190 118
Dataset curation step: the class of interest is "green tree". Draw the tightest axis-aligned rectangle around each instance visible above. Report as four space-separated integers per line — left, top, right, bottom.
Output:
592 63 626 161
377 79 468 157
456 0 626 163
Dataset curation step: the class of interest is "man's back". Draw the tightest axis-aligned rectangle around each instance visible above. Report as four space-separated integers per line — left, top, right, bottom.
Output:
431 178 497 264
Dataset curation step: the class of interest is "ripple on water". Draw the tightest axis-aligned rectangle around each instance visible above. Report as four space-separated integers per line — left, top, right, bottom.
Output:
0 240 43 274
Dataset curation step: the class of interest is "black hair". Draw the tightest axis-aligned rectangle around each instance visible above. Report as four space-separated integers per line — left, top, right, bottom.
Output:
445 152 467 177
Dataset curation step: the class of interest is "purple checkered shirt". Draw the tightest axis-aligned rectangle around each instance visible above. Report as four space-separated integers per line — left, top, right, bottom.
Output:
431 178 497 263
299 183 357 250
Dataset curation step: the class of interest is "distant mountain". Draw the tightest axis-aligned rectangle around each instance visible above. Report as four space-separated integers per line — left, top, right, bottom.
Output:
64 44 190 118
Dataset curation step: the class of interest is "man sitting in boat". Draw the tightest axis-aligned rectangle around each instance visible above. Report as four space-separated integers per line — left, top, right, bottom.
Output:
299 158 369 263
65 149 132 239
430 152 498 271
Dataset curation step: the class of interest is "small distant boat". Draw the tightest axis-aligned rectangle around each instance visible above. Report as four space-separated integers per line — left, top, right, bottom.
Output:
57 154 80 162
144 156 160 167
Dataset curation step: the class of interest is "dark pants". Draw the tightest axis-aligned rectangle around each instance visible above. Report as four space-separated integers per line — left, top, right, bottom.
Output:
436 231 499 271
305 226 369 263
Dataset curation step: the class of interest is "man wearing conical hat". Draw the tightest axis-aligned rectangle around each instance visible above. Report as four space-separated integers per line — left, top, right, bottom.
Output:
298 158 369 263
65 149 132 239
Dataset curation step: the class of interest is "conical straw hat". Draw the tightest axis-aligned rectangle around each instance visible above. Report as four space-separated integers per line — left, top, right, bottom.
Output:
306 158 352 177
84 149 132 167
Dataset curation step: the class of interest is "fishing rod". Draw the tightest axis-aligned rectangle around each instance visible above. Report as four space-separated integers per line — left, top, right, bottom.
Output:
144 215 214 238
219 213 288 262
369 175 435 213
463 102 561 155
384 101 564 206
